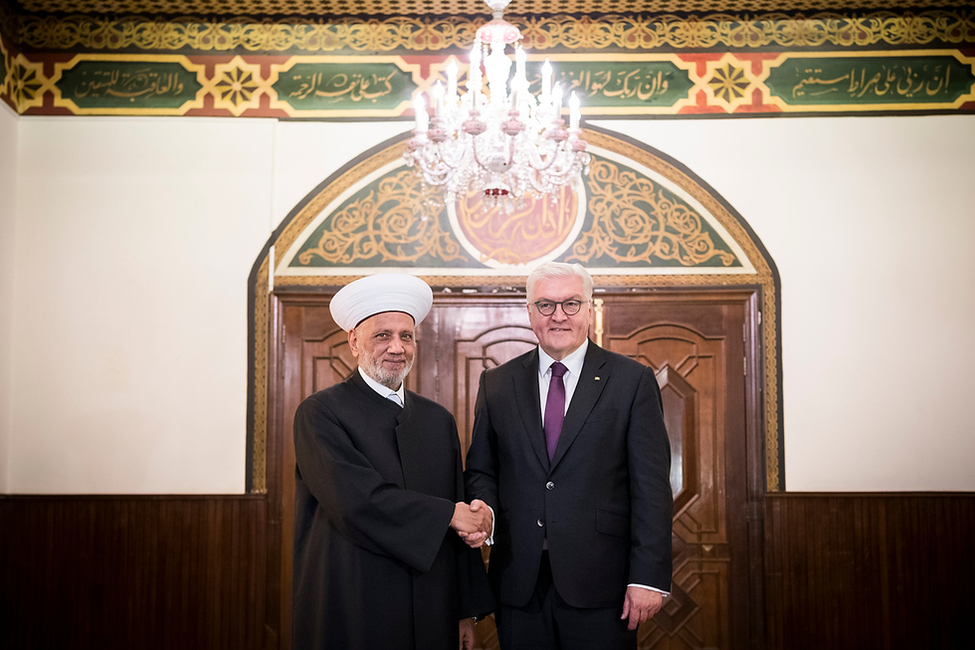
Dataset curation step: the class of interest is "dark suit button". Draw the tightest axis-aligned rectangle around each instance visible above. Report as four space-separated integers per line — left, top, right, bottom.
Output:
536 518 544 528
545 481 555 490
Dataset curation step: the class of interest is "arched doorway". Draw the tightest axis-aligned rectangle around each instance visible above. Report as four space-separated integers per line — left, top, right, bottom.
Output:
249 125 781 648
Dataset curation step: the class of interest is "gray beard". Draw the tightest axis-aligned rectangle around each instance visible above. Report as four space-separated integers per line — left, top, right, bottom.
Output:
360 354 414 390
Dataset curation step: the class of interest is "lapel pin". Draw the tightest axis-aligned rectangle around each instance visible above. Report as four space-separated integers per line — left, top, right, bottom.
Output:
595 376 601 381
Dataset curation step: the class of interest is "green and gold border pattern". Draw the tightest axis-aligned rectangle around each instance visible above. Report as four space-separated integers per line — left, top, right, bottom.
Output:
4 9 974 116
10 10 975 53
4 50 974 117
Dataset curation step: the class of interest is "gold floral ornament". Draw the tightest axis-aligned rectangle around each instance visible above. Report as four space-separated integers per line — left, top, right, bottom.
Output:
570 158 737 267
8 56 47 112
726 18 767 48
666 14 720 49
708 62 750 103
296 170 465 266
209 57 263 115
13 11 975 53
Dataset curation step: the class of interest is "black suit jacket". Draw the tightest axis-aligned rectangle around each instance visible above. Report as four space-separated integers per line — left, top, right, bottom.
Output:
465 341 672 609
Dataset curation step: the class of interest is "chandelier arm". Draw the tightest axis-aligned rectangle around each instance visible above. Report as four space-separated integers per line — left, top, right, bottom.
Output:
433 140 461 171
525 140 561 173
507 135 516 168
469 135 493 176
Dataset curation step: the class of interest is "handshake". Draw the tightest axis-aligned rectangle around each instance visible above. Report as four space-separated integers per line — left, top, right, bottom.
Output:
449 499 493 549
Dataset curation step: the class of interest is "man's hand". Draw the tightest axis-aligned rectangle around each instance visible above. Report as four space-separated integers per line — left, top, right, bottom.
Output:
620 587 663 631
450 502 480 533
458 617 475 650
456 499 493 548
450 500 493 548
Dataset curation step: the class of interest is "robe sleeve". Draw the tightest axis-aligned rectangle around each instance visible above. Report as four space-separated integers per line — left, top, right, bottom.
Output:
294 392 455 574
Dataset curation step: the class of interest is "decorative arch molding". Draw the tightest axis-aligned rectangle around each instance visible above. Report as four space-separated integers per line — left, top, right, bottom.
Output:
248 124 783 493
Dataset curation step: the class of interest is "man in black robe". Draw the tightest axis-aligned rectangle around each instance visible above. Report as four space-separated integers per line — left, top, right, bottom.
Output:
293 274 494 650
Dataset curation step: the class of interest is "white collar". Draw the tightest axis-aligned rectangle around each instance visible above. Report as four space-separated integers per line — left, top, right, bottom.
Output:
537 338 589 378
358 366 406 405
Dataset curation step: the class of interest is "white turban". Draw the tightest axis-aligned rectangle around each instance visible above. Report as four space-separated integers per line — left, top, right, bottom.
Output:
329 274 434 331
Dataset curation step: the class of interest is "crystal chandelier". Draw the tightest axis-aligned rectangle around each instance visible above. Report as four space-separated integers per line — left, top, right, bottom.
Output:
404 0 590 210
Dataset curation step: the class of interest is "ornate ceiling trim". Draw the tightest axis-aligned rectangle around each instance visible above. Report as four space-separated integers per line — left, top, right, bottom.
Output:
4 49 973 117
10 0 975 16
7 10 975 53
4 7 973 116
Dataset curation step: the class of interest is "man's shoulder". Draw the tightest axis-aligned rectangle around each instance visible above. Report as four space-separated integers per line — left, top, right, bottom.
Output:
300 377 357 408
404 390 451 417
597 345 650 372
484 347 535 378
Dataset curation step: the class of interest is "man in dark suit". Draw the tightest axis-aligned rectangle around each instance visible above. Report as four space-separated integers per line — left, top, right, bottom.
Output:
293 273 493 650
465 262 672 650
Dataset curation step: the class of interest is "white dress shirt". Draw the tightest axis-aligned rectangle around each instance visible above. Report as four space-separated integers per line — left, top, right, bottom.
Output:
537 339 589 423
358 366 405 406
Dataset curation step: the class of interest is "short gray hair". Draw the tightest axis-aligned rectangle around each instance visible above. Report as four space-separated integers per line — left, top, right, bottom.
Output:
526 262 593 303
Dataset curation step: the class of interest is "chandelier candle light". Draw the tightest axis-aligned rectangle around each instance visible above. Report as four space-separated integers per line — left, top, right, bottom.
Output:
404 0 590 210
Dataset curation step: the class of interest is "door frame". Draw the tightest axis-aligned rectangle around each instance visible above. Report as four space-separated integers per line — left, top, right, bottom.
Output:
262 284 767 649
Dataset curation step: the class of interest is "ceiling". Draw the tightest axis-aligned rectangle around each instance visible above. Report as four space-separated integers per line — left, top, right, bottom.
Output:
9 0 967 18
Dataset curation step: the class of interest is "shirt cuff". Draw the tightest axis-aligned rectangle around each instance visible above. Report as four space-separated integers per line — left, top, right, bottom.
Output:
626 583 670 596
484 505 496 546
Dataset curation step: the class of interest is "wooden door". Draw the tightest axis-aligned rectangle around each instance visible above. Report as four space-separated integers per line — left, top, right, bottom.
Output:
273 290 757 649
600 293 750 649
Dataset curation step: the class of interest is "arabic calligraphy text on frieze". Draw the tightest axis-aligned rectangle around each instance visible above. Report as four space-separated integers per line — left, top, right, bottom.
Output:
769 56 974 105
59 61 201 109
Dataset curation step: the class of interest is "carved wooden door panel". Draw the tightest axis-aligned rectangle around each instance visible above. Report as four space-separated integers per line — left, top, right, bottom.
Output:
600 293 748 650
276 291 752 650
412 297 536 456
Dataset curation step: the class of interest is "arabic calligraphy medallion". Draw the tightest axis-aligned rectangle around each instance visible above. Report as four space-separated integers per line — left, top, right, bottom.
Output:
447 184 586 268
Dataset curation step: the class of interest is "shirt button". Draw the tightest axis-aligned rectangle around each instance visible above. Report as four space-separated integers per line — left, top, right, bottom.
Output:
546 481 555 490
536 518 544 528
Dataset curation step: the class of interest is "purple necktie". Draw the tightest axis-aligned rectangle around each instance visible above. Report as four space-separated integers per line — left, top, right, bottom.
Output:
544 362 568 460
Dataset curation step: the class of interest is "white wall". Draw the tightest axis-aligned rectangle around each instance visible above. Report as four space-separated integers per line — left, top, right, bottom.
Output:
0 102 17 492
11 117 276 493
7 117 403 494
598 115 975 492
7 114 975 493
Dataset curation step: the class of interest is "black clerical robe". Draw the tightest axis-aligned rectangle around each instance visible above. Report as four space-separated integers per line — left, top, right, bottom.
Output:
292 372 492 650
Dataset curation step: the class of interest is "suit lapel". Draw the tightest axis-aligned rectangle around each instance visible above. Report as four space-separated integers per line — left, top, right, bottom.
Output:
550 342 609 471
514 348 549 470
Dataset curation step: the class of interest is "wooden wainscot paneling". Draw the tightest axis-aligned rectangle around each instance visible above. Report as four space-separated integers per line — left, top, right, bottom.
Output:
764 493 975 650
0 495 270 650
5 491 974 649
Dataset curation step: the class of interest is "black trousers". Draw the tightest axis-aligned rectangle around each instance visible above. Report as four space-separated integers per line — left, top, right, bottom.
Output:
495 551 638 650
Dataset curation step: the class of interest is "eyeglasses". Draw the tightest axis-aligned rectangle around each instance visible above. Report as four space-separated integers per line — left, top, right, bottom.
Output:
531 299 585 316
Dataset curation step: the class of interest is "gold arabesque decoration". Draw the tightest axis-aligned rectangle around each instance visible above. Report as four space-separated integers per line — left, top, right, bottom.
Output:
295 170 465 266
14 11 975 53
570 157 738 267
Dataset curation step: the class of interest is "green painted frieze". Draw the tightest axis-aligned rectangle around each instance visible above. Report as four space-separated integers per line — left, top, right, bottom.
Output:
546 61 693 108
58 60 202 109
274 62 416 111
768 56 974 106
